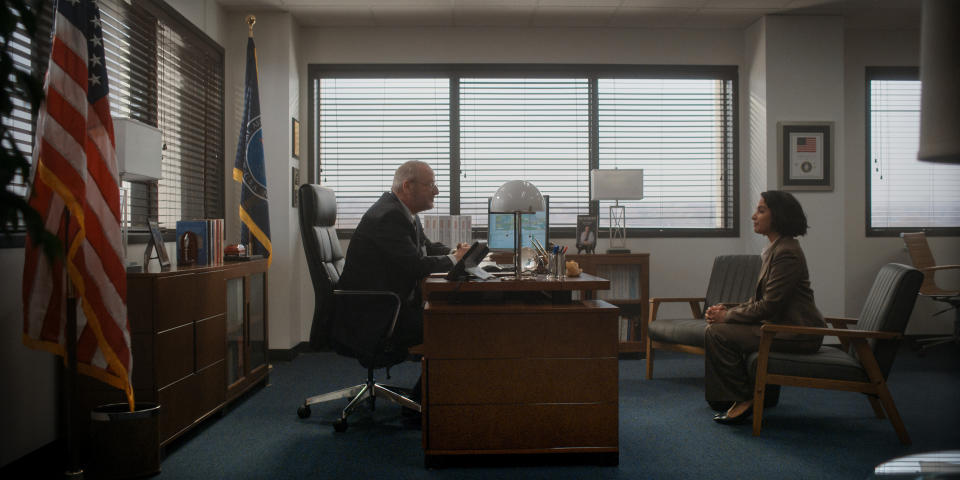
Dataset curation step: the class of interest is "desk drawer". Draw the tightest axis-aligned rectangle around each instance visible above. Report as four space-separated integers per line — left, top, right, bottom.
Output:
427 403 617 451
424 310 618 358
428 358 617 404
156 323 194 389
155 272 224 331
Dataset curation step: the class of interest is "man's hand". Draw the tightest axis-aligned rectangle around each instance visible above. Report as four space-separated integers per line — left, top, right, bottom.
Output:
705 304 728 324
453 243 472 261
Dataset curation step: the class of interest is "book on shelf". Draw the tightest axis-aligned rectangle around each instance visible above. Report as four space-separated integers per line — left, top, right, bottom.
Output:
175 218 224 266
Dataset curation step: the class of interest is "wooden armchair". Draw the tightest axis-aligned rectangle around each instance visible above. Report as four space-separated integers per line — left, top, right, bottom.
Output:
900 232 960 353
749 263 923 445
645 255 761 379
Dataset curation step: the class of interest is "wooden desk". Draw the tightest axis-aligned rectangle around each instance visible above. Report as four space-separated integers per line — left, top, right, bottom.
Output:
421 274 620 466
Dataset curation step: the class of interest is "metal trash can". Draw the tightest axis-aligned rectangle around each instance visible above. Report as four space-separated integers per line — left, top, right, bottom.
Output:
90 403 161 479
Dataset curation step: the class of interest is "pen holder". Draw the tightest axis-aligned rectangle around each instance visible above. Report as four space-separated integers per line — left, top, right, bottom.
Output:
550 253 565 279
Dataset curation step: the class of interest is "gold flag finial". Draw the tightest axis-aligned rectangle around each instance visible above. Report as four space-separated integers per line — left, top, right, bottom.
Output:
246 15 256 38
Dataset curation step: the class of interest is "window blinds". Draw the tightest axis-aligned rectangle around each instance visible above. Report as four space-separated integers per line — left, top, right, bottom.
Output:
869 71 960 233
318 78 451 230
101 0 224 229
5 0 224 232
598 78 735 232
459 78 590 228
311 66 738 235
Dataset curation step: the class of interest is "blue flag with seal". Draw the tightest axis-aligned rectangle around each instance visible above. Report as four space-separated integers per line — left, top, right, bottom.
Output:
233 34 272 266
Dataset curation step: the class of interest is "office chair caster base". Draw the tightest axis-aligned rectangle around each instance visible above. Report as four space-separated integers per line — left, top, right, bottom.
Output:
333 418 348 433
297 405 311 419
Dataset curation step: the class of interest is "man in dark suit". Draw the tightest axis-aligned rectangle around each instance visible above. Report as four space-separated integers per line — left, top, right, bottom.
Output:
338 160 470 349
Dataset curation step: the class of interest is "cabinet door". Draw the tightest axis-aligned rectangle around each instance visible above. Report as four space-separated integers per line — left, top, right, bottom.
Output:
225 276 244 387
248 272 267 371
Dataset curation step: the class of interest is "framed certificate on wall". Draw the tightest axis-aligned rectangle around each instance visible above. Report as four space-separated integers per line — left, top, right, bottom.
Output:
777 121 834 191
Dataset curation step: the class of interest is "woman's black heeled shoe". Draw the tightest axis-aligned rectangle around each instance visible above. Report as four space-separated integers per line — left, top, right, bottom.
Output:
713 404 753 425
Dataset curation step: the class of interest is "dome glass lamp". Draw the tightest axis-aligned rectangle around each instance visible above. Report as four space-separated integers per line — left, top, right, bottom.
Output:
490 180 545 279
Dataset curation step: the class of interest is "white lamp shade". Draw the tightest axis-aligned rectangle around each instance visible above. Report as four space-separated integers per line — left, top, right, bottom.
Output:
115 117 163 181
590 169 644 200
918 0 960 163
490 180 545 213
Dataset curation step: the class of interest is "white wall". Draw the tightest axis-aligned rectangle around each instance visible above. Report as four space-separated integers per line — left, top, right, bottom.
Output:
761 16 846 316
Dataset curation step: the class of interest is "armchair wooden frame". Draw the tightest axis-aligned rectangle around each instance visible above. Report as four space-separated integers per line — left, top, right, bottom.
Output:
751 317 911 445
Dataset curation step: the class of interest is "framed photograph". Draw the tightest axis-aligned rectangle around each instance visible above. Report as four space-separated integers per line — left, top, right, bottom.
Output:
144 218 170 270
291 166 300 208
291 118 300 159
576 215 598 254
778 121 834 191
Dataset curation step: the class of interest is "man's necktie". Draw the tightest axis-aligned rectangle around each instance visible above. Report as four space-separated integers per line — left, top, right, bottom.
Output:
414 216 426 256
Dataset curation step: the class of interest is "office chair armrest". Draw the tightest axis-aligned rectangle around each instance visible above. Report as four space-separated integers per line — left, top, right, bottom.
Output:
759 323 901 340
333 289 403 339
648 297 706 323
919 264 960 272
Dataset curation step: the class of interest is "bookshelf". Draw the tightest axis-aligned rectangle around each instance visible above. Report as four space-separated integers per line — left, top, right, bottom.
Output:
567 253 649 354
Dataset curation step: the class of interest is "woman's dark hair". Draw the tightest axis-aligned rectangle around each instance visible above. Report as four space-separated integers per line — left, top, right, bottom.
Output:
760 190 809 237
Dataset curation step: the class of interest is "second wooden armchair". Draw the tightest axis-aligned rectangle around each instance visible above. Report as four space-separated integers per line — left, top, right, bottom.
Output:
645 254 762 379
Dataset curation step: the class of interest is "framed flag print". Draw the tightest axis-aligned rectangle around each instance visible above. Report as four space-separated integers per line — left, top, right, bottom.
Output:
777 122 834 191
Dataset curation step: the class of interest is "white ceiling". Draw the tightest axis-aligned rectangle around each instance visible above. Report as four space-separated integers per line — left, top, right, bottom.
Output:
214 0 921 29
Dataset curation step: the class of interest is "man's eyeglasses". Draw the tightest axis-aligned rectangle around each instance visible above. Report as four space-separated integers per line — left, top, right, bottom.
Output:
412 180 438 189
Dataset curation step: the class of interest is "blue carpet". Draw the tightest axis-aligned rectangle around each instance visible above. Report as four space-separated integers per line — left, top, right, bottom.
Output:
157 343 960 479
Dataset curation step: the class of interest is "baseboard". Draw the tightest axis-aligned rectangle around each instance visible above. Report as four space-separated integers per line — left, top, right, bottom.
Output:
268 341 314 361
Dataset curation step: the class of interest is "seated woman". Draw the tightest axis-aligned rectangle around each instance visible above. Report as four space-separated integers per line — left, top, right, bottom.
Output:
704 190 825 424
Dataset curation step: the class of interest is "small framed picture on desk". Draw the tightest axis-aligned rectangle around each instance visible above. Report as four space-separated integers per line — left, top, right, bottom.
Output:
144 218 170 270
576 215 598 254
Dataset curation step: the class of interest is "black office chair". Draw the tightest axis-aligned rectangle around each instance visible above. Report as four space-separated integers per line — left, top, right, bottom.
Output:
296 184 419 432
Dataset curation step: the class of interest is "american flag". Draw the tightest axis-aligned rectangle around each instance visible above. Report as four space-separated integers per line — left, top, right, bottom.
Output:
796 136 818 153
22 0 133 406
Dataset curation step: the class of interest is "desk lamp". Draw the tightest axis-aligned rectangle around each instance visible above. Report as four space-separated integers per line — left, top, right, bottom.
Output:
591 169 643 254
115 117 163 268
490 180 545 279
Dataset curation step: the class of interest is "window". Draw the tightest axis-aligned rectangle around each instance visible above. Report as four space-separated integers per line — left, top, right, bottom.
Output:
3 2 52 200
309 65 738 236
3 0 223 237
867 67 960 235
99 0 224 230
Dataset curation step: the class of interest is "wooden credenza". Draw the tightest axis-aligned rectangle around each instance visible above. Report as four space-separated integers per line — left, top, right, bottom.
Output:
77 260 269 448
421 274 620 466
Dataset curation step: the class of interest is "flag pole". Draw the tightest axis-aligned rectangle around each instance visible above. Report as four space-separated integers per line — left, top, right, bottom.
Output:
245 14 255 251
62 209 83 479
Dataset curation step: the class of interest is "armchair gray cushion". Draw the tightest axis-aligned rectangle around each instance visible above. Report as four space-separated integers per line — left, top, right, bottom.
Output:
648 255 762 348
649 318 709 348
748 346 868 383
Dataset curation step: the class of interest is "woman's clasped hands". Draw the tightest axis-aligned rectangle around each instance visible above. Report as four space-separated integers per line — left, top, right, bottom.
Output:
705 304 728 324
